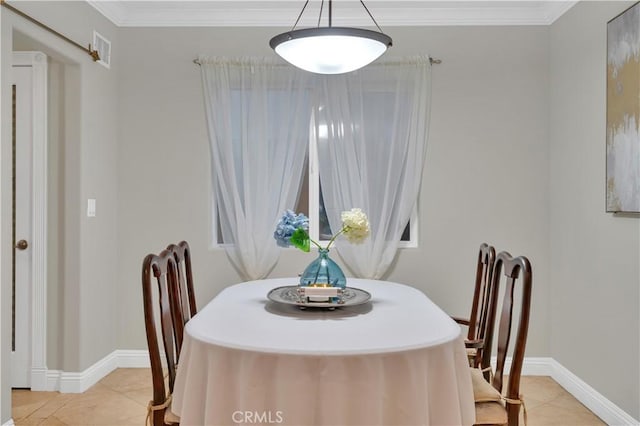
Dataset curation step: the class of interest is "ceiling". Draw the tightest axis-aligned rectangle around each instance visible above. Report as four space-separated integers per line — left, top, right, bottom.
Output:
86 1 578 27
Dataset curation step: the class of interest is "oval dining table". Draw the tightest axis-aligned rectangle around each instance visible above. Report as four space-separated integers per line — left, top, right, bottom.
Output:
171 278 475 426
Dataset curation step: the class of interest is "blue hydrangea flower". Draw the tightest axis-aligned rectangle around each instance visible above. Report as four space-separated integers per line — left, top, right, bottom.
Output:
274 210 309 248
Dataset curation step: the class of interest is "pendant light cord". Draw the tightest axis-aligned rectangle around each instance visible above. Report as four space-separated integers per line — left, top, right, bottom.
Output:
291 0 310 31
316 0 334 28
292 0 383 32
359 0 384 33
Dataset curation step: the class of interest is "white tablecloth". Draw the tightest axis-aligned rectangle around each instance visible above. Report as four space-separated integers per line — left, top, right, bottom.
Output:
172 278 475 425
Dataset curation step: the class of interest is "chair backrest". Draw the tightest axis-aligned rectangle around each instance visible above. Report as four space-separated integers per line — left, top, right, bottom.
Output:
484 251 533 425
167 240 198 358
167 240 198 323
469 243 496 369
142 250 183 426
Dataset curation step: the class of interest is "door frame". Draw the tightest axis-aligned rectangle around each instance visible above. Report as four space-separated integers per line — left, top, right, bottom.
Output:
12 51 47 390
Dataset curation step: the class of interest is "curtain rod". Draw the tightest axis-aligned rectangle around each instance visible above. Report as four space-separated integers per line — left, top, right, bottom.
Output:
0 0 100 62
193 56 442 66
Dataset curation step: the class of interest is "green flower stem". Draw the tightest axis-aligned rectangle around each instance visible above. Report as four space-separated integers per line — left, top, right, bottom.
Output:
325 227 346 250
309 237 323 250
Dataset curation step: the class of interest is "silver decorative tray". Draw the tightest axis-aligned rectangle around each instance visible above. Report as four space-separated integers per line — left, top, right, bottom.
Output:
267 285 371 309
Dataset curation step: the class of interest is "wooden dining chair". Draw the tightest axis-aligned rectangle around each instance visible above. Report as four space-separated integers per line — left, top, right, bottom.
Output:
166 241 197 330
452 243 496 373
142 250 183 426
472 251 532 426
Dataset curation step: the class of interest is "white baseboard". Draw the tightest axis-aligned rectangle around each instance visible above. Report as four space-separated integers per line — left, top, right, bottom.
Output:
512 356 554 376
39 369 61 392
491 356 554 377
2 419 15 426
33 350 150 392
59 351 119 393
113 349 151 368
491 356 638 425
548 359 639 426
34 352 638 424
29 367 48 391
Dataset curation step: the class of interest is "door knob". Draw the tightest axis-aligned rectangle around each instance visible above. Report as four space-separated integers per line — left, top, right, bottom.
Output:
15 239 28 250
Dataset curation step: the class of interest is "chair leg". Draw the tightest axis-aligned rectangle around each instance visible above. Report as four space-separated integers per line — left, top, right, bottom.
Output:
506 401 522 426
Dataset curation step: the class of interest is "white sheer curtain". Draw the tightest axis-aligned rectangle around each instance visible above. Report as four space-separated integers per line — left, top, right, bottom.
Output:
313 57 432 279
199 57 311 280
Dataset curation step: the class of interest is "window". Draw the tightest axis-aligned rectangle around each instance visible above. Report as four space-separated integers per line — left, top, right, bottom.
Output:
213 91 417 248
215 135 416 247
293 129 416 248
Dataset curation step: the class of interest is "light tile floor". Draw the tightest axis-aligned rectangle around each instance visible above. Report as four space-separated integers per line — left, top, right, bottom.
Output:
12 369 605 425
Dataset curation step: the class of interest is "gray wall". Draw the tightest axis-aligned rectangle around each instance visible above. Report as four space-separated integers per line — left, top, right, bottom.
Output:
9 0 120 374
549 1 640 419
1 3 119 420
116 24 551 359
118 23 549 366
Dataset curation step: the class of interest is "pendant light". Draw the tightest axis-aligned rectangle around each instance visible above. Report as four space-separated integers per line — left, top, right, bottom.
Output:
270 0 392 75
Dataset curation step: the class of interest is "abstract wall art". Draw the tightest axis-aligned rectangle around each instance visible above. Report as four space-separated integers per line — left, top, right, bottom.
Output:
607 2 640 213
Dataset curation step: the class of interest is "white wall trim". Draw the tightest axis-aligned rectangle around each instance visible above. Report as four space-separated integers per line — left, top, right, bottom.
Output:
2 419 15 426
36 353 638 424
37 353 118 393
38 350 149 392
11 52 48 392
29 367 49 391
59 351 118 393
114 349 151 368
512 356 554 376
87 1 578 28
492 356 638 425
42 369 61 392
548 359 639 426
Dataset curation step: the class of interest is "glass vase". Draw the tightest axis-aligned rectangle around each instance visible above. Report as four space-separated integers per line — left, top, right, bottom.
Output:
299 248 346 289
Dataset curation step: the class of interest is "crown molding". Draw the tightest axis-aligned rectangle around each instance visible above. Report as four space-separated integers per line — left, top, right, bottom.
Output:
86 1 578 28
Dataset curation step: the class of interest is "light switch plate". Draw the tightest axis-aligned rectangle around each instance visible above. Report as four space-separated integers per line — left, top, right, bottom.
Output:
87 199 96 217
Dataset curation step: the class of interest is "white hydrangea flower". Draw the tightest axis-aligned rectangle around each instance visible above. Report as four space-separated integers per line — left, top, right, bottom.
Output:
340 208 370 244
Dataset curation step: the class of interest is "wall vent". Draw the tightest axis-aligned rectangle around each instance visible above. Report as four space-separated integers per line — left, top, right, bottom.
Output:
93 31 111 69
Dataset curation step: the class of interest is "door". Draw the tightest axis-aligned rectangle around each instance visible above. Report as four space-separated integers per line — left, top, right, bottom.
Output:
11 51 48 391
11 61 34 388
